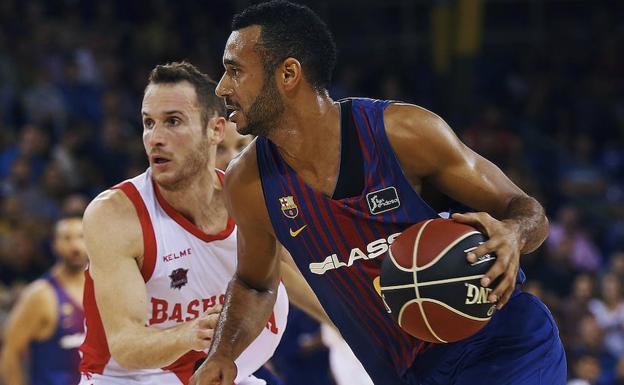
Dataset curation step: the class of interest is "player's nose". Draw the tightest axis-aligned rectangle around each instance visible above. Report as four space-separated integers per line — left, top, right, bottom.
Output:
147 124 167 147
215 73 231 98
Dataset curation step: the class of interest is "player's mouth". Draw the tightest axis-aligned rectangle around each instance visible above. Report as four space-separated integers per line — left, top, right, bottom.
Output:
150 154 172 169
225 104 241 122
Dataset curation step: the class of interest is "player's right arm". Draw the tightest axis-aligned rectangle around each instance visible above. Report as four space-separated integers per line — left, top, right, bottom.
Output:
191 143 281 385
83 189 218 370
0 281 55 385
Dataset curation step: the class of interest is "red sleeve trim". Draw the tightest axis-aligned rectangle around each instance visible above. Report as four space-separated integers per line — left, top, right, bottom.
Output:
115 182 157 282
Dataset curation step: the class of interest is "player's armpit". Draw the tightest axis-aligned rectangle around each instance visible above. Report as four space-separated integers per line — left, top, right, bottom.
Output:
84 190 212 369
0 281 55 385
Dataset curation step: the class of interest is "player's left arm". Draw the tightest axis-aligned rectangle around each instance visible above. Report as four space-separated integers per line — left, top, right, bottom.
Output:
0 281 55 385
384 103 548 309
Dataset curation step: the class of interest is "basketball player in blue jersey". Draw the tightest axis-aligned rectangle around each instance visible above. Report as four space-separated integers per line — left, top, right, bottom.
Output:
192 1 567 385
0 214 87 385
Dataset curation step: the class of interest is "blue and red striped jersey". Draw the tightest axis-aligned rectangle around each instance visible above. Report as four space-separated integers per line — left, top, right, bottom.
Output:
30 273 84 385
256 98 441 382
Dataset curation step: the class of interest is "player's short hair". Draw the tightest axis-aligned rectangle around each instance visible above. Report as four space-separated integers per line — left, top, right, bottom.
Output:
147 61 227 128
232 0 337 92
54 212 83 236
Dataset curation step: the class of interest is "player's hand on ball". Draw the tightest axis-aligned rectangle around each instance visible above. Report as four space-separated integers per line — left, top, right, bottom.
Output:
190 354 237 385
186 305 222 351
451 212 523 309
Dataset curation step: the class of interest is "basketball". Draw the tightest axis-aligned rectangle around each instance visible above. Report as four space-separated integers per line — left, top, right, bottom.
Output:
380 218 499 343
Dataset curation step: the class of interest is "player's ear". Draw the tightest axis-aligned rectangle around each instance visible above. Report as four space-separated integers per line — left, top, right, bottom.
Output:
208 116 226 145
281 58 302 92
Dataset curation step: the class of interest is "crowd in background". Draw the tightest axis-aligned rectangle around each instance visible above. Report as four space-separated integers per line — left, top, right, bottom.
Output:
0 0 623 384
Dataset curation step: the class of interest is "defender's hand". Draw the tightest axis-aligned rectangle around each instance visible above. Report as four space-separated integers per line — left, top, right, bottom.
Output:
190 354 237 385
185 306 222 352
452 212 524 309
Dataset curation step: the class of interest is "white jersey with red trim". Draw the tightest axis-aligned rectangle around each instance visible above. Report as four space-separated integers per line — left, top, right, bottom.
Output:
79 169 288 385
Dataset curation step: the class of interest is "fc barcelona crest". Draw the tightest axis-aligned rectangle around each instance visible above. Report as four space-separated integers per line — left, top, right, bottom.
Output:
279 196 299 218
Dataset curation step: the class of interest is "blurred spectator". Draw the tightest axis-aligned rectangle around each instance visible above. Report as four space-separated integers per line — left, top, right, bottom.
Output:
608 252 624 281
567 354 608 385
90 117 135 187
547 205 602 273
19 161 69 222
0 35 18 128
568 314 618 385
604 214 624 255
616 357 624 385
61 194 89 216
1 155 34 197
559 274 595 345
60 60 103 126
0 195 22 237
462 105 522 169
379 73 406 101
523 280 544 299
588 274 624 357
21 70 67 133
531 239 575 298
51 122 91 190
0 125 50 182
559 134 607 203
0 226 49 286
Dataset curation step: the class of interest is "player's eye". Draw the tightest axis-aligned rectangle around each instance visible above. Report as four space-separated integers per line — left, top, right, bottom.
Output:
143 118 154 129
166 117 181 126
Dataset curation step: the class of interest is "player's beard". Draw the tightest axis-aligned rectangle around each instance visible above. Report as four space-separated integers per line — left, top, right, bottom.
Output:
238 75 285 137
156 136 211 192
61 251 87 273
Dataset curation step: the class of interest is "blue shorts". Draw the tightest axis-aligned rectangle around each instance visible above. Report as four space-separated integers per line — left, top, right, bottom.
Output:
407 291 567 385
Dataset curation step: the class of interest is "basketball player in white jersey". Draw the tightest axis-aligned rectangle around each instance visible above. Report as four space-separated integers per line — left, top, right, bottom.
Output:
78 62 296 385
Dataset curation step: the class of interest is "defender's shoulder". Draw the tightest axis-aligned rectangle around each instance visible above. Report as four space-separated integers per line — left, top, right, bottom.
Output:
83 187 143 261
84 188 137 229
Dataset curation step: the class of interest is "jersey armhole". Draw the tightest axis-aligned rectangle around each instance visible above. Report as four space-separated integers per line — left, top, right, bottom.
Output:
114 182 157 282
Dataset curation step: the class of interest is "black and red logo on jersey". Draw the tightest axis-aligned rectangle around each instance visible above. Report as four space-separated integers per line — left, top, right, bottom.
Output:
169 268 189 290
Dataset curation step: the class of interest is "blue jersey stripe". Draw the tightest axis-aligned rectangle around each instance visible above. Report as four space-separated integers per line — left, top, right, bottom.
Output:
323 197 419 365
314 195 406 365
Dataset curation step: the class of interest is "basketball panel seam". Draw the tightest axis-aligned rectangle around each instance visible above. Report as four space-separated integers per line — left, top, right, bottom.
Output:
415 231 481 271
412 220 445 343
